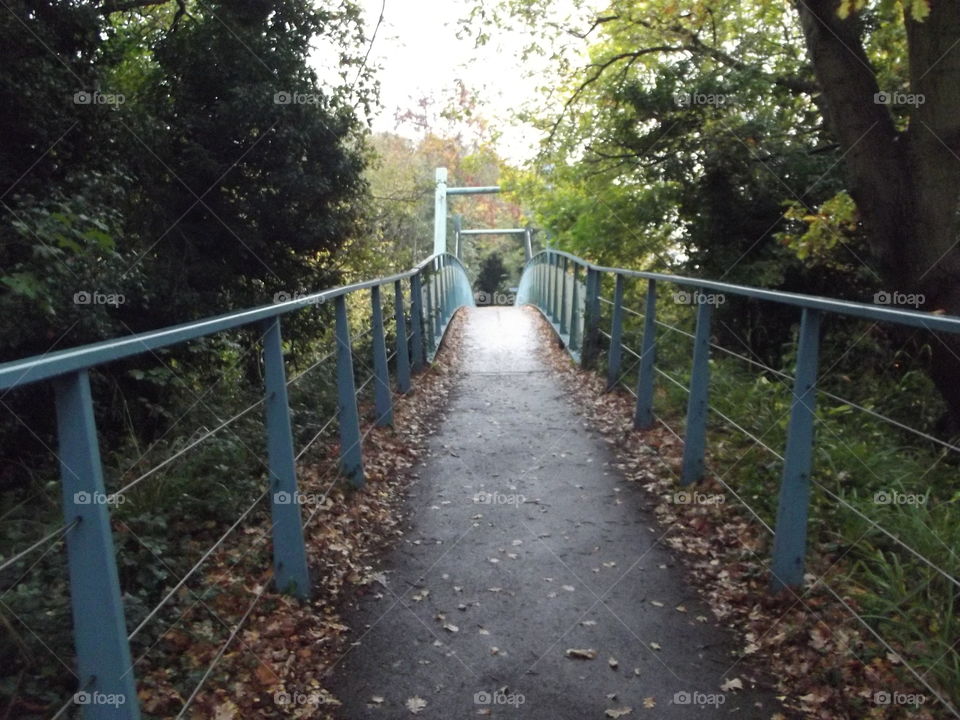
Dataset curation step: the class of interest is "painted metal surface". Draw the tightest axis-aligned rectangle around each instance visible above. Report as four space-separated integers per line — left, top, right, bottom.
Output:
770 309 822 591
516 248 960 592
394 280 411 393
634 280 657 430
54 370 141 720
262 318 311 597
4 250 473 719
370 285 394 427
679 298 713 486
335 295 364 487
607 274 625 390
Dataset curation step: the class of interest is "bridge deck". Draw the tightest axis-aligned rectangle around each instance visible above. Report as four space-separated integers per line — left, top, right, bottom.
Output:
328 307 784 718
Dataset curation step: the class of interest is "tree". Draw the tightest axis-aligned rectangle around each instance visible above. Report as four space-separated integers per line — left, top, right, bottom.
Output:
475 252 508 299
793 0 960 429
475 0 960 428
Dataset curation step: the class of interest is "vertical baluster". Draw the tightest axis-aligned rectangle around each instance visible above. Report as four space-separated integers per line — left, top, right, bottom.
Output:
262 318 311 597
680 295 712 485
569 263 581 354
410 273 426 371
634 280 657 429
335 295 364 486
394 279 411 393
559 257 569 337
54 370 141 719
370 286 393 426
607 274 625 390
582 268 601 368
770 309 822 591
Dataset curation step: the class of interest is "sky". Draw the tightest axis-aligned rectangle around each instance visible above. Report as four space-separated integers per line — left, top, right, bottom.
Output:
347 0 568 164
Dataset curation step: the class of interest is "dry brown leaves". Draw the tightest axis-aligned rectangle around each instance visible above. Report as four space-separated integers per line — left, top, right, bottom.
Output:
525 308 941 720
136 313 467 719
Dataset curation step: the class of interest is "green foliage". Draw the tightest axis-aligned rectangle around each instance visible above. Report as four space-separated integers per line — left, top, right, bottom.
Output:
475 252 508 295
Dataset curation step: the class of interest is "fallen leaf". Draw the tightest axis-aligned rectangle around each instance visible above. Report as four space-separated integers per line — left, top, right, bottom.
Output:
720 677 743 692
642 697 656 709
406 696 427 714
565 648 598 660
605 707 633 718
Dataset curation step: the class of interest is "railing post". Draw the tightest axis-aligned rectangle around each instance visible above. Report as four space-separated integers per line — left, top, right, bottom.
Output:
370 285 393 426
394 279 411 393
553 254 562 323
438 257 448 327
559 257 569 336
261 318 311 597
547 254 557 321
425 267 436 356
607 274 625 390
569 263 581 352
582 268 601 368
680 295 713 485
410 273 426 371
53 370 140 719
335 295 364 487
634 279 657 429
770 309 822 592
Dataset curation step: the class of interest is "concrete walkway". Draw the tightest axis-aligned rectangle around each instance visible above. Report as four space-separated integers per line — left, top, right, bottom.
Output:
328 307 783 719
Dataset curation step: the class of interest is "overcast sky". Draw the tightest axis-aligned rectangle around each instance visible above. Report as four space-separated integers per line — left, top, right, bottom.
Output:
349 0 561 163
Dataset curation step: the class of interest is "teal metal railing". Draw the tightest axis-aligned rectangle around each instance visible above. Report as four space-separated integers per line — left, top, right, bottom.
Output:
517 248 960 715
0 253 473 720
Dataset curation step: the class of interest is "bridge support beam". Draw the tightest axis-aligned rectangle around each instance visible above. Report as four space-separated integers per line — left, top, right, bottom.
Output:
371 286 393 427
335 296 364 487
54 370 141 719
634 280 657 429
394 280 411 393
680 296 713 485
433 168 448 255
770 309 821 592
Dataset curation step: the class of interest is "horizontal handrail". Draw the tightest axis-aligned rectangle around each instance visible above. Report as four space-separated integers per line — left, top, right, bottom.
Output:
532 249 960 333
0 253 468 391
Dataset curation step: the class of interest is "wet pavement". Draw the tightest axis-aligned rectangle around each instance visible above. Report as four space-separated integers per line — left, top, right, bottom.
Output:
327 307 784 719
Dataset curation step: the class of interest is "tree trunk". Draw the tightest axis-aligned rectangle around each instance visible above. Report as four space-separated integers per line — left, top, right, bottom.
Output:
795 0 960 430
